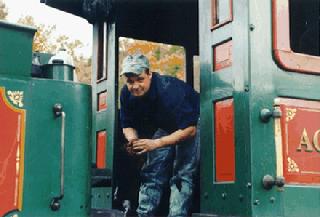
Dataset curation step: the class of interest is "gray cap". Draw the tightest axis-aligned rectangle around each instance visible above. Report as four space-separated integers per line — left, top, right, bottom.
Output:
120 54 150 76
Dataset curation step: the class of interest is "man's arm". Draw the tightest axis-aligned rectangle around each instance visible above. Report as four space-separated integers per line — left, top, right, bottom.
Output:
123 127 139 142
123 128 139 155
132 125 197 154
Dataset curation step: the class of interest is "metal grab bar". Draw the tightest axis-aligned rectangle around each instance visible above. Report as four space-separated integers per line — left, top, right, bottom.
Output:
50 104 66 211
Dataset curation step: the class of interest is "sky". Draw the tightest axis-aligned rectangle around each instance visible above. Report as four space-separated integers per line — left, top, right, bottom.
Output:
3 0 93 57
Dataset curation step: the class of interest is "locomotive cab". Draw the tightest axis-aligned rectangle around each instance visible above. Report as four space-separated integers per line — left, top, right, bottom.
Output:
5 0 319 216
43 0 200 215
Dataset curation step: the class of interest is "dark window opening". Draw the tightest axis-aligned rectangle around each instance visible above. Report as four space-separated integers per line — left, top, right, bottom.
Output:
290 0 320 56
96 22 108 82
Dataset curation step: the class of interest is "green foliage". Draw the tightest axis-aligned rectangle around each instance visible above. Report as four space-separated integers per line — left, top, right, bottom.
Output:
169 45 184 55
166 64 181 77
153 47 161 60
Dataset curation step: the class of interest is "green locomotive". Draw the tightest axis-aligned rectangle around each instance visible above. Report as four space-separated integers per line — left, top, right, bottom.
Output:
1 0 320 216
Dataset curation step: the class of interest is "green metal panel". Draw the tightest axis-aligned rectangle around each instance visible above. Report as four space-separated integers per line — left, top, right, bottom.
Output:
42 64 75 81
200 0 320 216
91 187 112 209
249 1 320 217
91 22 118 208
0 21 36 78
199 0 251 216
248 1 281 216
1 77 92 217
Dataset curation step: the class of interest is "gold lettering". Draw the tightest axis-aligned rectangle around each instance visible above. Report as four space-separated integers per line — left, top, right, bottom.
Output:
297 128 313 152
313 129 320 152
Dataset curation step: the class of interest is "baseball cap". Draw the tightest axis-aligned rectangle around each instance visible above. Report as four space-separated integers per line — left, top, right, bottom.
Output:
120 54 150 76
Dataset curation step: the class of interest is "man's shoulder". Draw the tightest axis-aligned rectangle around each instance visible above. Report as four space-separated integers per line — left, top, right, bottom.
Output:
120 85 127 94
153 73 186 90
120 85 131 100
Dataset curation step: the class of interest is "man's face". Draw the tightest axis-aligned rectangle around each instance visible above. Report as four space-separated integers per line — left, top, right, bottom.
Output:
124 71 152 97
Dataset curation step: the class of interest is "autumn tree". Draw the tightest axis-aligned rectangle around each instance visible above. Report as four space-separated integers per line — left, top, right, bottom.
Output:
119 37 185 80
18 16 57 52
0 0 8 20
17 15 91 84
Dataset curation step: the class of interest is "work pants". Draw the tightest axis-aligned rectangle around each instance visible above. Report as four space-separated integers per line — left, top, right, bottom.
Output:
137 124 200 217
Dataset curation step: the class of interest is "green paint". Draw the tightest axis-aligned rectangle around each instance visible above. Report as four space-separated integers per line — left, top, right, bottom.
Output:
0 21 36 78
42 64 75 81
0 77 92 217
91 187 112 209
90 22 118 209
200 0 320 216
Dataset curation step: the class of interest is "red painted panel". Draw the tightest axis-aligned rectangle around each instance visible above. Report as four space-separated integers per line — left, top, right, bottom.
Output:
213 40 232 71
272 0 320 74
96 131 107 169
0 88 25 216
279 98 320 185
211 0 233 30
98 91 107 111
215 99 235 182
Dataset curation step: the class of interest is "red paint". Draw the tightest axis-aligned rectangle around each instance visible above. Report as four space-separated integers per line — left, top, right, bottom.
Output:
96 131 107 169
279 98 320 185
98 91 107 111
215 99 235 182
211 0 233 30
0 88 25 216
272 0 320 74
213 40 233 71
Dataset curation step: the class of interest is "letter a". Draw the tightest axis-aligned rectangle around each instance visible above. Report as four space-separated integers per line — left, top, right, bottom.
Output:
297 128 313 152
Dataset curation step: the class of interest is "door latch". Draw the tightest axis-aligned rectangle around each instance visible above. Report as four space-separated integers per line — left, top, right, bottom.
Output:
262 174 285 190
260 107 282 123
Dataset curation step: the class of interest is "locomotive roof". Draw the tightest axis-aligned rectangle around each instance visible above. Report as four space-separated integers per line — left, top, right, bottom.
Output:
41 0 199 54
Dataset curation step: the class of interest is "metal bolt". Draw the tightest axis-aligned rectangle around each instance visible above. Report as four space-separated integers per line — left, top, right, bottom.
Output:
244 84 250 92
239 194 244 202
247 182 252 189
222 193 227 200
253 199 260 205
204 192 209 199
270 197 276 203
249 24 255 31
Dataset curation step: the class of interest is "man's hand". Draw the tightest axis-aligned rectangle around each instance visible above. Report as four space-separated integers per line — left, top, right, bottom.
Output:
132 139 162 154
125 139 137 155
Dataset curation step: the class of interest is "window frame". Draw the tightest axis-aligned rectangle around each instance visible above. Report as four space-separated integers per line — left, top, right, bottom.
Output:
272 0 320 74
211 0 233 30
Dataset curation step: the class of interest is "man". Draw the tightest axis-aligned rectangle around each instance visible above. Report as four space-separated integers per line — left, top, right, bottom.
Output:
120 53 200 217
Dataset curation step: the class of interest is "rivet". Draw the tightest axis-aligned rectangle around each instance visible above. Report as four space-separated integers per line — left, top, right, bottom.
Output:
270 197 276 203
204 192 209 199
253 199 260 205
222 193 227 199
247 182 252 189
249 24 255 31
239 194 244 201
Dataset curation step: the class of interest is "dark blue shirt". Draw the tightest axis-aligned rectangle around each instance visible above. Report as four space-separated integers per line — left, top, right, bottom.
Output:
120 73 199 136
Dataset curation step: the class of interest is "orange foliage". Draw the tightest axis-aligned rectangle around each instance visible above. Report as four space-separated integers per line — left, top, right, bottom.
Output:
119 38 185 80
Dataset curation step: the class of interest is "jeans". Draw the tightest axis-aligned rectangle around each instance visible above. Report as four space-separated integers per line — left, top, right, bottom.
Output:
137 124 200 217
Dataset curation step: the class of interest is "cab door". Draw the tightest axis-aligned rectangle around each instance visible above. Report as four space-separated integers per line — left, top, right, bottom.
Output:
200 0 320 217
271 0 320 216
199 0 251 216
91 22 118 209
